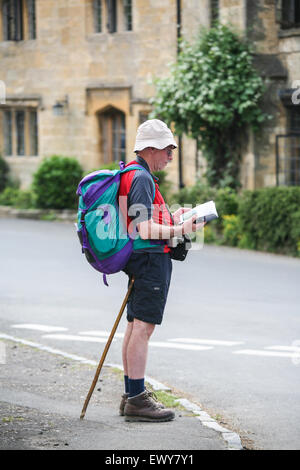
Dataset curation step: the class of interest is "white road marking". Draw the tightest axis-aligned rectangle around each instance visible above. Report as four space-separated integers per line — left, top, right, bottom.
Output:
149 341 213 351
0 333 168 391
0 333 96 365
0 332 243 449
233 349 298 358
11 324 299 362
11 324 68 333
265 345 300 352
168 338 244 347
42 334 212 351
42 334 108 343
79 330 124 339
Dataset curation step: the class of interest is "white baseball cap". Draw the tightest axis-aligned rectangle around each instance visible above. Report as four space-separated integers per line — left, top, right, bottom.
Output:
134 119 177 152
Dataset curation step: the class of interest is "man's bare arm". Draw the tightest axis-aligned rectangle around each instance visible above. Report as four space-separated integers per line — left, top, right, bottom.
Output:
137 216 204 240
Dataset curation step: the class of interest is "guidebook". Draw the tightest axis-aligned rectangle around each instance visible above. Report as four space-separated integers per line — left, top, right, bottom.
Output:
179 200 218 224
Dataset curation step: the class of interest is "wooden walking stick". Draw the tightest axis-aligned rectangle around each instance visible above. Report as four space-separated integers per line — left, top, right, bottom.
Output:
80 277 135 420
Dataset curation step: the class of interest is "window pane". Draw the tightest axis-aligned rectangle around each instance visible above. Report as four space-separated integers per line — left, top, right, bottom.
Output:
295 0 300 25
287 135 300 185
112 116 118 162
2 0 23 40
27 0 36 39
287 108 300 185
2 0 14 40
112 113 125 162
3 110 12 156
16 110 25 155
120 114 126 161
281 0 298 29
123 0 132 31
107 0 117 33
290 107 300 132
29 110 38 155
93 0 102 32
210 0 219 26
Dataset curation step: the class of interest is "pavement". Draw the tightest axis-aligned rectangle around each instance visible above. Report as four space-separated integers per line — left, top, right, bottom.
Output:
0 337 244 452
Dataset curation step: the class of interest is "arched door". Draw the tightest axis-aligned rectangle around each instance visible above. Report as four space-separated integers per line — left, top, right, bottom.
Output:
98 107 126 165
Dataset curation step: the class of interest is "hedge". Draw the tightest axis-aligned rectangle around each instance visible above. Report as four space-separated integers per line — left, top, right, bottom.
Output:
171 183 300 257
238 187 300 256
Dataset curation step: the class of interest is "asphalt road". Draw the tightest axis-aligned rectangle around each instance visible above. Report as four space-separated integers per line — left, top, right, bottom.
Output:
1 218 300 449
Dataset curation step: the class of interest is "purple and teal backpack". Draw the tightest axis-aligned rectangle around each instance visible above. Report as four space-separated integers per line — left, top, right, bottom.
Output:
76 161 155 286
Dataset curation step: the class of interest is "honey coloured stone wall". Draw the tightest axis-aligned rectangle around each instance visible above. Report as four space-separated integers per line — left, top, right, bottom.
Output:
1 0 299 191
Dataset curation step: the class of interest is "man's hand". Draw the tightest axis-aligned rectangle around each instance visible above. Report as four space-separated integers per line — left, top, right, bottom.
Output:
172 207 193 225
176 214 205 236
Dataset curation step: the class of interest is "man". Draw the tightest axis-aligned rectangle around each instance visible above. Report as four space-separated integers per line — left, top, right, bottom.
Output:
119 119 203 422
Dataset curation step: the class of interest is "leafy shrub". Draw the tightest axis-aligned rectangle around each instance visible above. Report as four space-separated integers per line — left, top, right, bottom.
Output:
33 155 83 209
13 189 36 209
153 170 173 203
215 187 239 217
170 180 217 207
222 214 241 247
0 187 36 209
238 187 300 255
203 224 218 244
0 155 9 193
0 187 20 206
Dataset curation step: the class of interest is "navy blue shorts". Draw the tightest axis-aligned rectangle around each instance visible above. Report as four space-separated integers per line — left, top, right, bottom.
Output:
123 252 172 325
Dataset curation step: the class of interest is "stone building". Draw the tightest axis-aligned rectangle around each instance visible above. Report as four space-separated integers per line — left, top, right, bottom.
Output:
0 0 299 190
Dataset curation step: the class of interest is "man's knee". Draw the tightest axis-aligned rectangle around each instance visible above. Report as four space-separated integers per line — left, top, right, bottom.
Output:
133 318 155 339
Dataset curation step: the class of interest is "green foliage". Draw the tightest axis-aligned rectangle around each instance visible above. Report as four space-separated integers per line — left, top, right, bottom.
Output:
214 187 239 217
170 180 217 207
222 214 241 246
0 154 9 193
153 170 172 203
203 224 218 244
150 24 269 188
238 187 300 255
171 182 300 256
13 189 36 209
0 187 20 206
0 187 36 209
290 210 300 244
83 162 120 177
0 186 36 209
99 162 120 170
171 180 237 228
33 155 83 209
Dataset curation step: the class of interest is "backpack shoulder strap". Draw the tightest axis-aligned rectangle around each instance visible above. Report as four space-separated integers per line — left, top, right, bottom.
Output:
121 164 156 202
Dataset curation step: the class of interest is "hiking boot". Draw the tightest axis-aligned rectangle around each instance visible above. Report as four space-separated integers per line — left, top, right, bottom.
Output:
119 392 130 416
119 389 165 416
124 389 175 422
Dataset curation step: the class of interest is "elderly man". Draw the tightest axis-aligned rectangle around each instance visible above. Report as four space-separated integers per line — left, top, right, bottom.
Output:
119 119 203 422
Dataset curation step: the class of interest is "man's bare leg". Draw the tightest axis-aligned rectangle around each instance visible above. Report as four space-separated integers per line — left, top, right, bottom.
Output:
126 319 155 380
122 321 133 379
